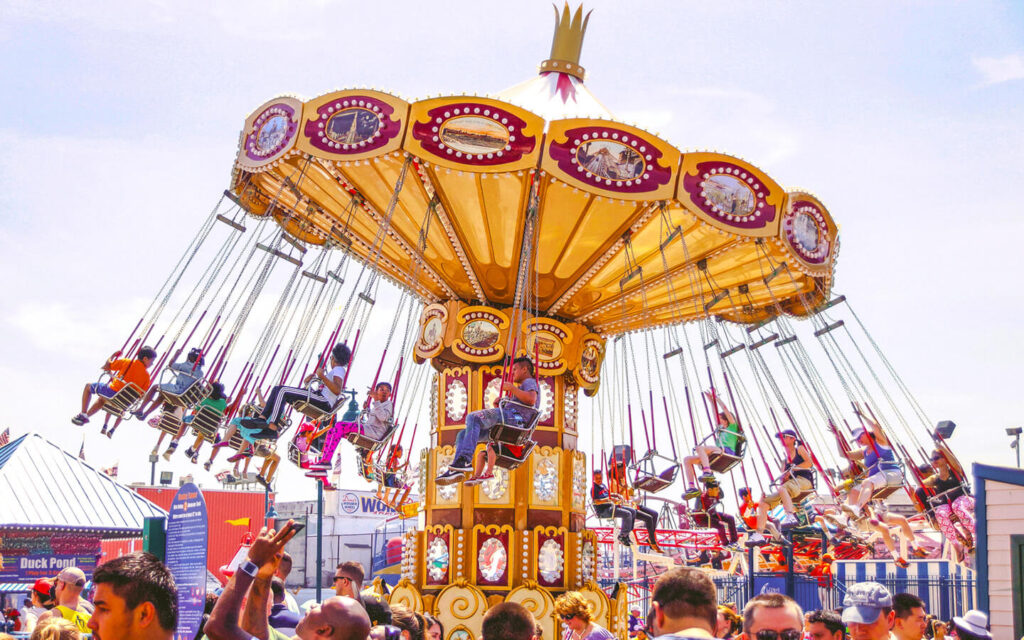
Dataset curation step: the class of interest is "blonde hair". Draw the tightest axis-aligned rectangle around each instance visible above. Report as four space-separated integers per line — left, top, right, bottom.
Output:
30 618 80 640
554 591 595 624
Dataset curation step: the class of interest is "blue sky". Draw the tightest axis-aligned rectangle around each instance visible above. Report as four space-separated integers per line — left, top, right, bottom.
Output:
1 0 1022 499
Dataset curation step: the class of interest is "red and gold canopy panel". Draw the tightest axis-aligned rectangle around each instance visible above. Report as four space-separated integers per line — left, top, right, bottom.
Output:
231 91 838 335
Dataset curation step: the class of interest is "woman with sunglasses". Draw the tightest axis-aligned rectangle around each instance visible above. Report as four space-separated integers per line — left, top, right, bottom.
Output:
554 592 614 640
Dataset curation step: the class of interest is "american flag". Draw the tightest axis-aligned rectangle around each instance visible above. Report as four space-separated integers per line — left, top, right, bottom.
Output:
79 441 86 461
0 428 9 447
215 470 230 482
101 463 119 478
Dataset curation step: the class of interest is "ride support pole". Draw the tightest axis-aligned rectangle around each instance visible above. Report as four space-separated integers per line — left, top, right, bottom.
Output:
315 481 323 603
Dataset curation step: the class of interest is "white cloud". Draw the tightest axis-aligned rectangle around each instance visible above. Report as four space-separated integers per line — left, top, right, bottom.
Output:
973 54 1024 85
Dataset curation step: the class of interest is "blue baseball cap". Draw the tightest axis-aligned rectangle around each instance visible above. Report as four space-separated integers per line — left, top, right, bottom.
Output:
841 582 892 625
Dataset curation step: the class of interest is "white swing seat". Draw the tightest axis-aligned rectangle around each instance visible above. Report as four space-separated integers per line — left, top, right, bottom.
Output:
345 419 397 452
100 382 144 419
489 398 541 447
154 407 183 436
188 404 224 439
493 440 536 470
158 377 210 409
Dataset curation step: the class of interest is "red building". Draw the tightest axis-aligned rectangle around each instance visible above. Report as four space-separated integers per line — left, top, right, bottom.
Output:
101 486 269 585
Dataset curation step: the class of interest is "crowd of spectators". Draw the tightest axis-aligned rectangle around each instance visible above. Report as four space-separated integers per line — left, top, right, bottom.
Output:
0 521 997 640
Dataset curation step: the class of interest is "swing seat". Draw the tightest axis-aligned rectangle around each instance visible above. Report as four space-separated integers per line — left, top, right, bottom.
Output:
871 484 902 500
345 418 398 452
188 404 224 439
228 429 247 451
252 439 276 458
630 449 679 493
291 382 349 422
100 383 144 419
155 408 183 436
489 399 541 447
690 510 711 529
159 378 210 409
707 451 743 474
493 440 536 470
792 487 816 502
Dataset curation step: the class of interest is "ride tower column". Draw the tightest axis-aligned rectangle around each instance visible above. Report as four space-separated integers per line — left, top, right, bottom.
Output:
390 300 616 640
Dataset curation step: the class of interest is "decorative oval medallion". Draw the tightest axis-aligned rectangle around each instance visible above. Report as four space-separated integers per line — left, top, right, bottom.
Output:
533 458 558 501
478 537 507 582
257 115 290 153
440 116 511 155
782 199 830 265
325 107 381 146
575 139 645 182
426 537 449 582
445 378 468 422
538 538 564 583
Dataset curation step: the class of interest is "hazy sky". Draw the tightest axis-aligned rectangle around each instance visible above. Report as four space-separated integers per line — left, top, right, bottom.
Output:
1 0 1022 502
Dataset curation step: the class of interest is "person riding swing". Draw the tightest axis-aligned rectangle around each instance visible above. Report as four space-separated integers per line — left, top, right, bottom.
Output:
435 356 539 486
73 346 157 430
682 390 743 499
746 429 814 546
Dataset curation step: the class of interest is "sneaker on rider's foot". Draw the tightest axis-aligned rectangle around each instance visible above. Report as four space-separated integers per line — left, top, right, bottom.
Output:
184 447 195 458
100 427 108 436
72 414 89 426
133 411 146 421
189 452 199 464
163 442 178 461
617 534 633 547
745 533 767 548
648 540 664 554
699 468 715 482
447 458 472 473
203 460 212 471
105 427 115 439
435 468 466 486
895 556 909 568
779 514 798 530
683 485 700 500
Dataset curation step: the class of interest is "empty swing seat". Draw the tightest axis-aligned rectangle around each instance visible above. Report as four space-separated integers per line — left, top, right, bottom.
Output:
493 440 536 470
100 383 144 419
159 378 211 409
871 484 903 500
631 450 679 493
188 404 224 440
489 398 541 447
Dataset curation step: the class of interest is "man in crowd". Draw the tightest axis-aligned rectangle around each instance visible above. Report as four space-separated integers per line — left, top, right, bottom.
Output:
481 602 537 640
37 567 93 632
269 579 300 636
741 594 803 640
276 553 300 614
205 522 371 640
805 609 845 640
333 562 391 626
21 579 56 633
840 582 895 640
87 552 178 640
648 566 716 638
892 593 927 640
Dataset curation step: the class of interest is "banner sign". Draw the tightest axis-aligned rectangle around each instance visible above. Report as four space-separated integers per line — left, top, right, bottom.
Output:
0 531 101 582
165 483 208 640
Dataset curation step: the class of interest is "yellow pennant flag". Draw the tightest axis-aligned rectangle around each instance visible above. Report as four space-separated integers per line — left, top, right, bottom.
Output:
226 517 251 526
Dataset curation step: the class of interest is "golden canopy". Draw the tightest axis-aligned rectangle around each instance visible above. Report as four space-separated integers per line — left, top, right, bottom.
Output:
228 8 838 336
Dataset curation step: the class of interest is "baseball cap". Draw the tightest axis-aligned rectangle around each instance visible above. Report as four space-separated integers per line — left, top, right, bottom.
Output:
850 426 866 439
841 582 892 625
57 567 87 587
775 429 798 440
32 579 54 599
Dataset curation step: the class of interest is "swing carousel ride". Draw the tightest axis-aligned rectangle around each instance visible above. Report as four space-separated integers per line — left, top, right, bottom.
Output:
74 5 975 640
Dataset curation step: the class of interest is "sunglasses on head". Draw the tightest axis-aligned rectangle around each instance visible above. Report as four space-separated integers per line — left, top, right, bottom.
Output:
754 629 802 640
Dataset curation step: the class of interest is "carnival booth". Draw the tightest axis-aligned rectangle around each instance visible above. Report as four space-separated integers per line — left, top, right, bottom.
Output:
0 434 166 603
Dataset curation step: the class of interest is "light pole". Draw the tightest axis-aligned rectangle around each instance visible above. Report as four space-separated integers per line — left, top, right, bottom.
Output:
1007 427 1022 468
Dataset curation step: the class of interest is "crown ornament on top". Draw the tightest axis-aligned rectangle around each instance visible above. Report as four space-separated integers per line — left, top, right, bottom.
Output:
540 3 592 81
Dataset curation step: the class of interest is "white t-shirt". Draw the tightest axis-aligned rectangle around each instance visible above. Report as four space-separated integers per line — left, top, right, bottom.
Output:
321 365 347 405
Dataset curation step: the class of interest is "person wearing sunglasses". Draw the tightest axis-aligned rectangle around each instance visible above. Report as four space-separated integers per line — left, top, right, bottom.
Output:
739 594 804 640
554 592 614 640
840 582 896 640
648 567 716 639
